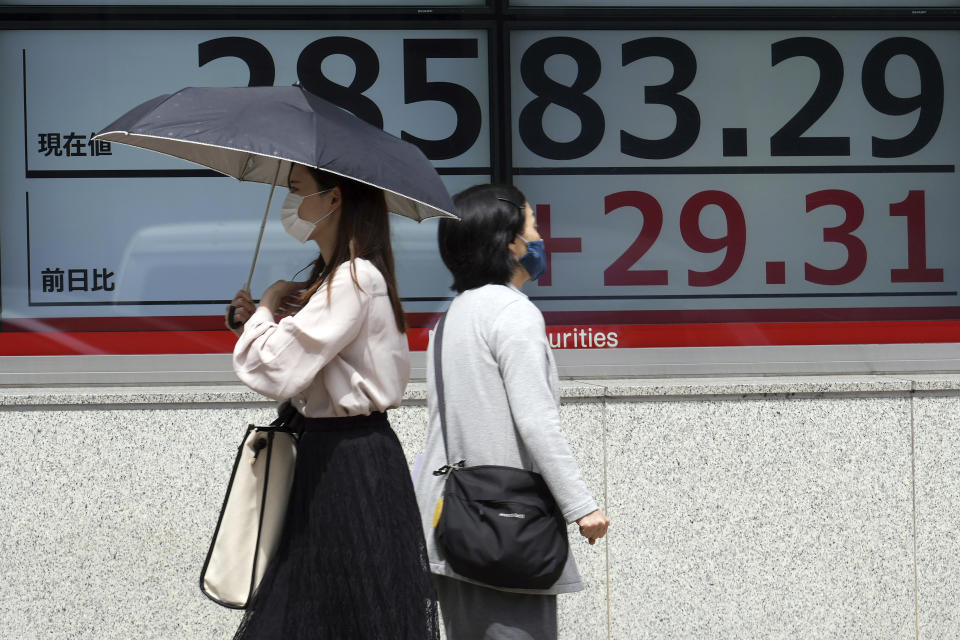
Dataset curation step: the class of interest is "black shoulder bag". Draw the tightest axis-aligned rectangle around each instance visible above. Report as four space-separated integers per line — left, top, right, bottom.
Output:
432 313 569 590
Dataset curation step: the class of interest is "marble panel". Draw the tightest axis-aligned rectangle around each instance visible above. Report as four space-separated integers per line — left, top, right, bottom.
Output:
0 384 269 406
388 401 430 467
905 375 960 392
558 398 608 640
0 406 275 640
605 395 914 640
3 377 939 640
913 394 960 639
596 377 912 398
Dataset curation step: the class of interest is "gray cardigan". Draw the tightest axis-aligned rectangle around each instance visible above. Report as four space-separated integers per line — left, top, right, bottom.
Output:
413 284 599 595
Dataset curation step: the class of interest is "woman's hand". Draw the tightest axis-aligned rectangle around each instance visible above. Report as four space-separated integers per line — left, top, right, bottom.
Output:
225 289 256 337
275 284 306 319
576 509 610 545
259 280 307 317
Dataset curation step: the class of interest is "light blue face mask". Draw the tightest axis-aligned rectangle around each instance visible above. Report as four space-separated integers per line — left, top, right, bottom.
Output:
498 196 547 281
517 236 547 281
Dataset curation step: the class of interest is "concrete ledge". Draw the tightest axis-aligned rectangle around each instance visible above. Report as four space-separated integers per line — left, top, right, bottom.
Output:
4 374 959 408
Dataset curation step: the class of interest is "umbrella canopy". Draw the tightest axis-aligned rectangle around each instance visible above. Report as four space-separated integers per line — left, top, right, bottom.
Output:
94 85 457 222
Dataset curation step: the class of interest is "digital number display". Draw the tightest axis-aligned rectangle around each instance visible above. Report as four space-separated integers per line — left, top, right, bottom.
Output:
510 30 960 327
2 25 959 355
0 30 490 335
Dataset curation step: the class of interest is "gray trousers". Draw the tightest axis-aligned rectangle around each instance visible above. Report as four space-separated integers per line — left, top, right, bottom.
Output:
434 575 558 640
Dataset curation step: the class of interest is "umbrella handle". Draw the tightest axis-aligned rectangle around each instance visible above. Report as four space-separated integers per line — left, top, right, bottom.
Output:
230 161 281 333
227 306 244 330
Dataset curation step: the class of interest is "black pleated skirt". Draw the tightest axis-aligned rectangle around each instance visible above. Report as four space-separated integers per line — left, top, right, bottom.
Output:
233 410 440 640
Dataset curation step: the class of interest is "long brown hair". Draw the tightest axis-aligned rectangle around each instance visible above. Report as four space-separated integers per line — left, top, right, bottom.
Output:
295 167 406 333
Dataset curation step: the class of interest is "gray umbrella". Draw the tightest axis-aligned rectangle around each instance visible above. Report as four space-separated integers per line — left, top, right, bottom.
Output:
94 85 458 308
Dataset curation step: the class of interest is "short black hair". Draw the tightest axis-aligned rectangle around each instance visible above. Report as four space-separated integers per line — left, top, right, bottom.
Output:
438 184 527 293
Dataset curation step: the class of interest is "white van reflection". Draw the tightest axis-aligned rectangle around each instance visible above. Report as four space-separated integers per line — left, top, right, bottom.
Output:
389 216 451 298
115 220 317 302
115 216 452 304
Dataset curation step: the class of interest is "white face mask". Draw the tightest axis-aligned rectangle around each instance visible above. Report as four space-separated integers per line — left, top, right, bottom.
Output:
279 189 335 243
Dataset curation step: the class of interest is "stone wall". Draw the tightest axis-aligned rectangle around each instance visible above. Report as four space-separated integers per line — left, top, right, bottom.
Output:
1 376 956 639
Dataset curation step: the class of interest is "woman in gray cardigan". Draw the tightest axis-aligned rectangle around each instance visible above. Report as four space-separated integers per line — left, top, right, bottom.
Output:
414 184 610 639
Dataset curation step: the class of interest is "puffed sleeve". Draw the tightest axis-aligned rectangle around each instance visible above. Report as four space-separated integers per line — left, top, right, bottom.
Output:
491 299 599 524
233 265 370 400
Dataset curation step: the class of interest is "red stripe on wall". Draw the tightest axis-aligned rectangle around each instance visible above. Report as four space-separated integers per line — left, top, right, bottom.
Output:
2 320 958 356
541 321 960 348
0 330 238 356
5 305 958 333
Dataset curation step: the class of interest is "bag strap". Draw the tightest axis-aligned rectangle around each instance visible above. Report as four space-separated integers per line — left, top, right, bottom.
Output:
433 313 449 460
432 313 464 474
250 401 298 435
274 401 297 427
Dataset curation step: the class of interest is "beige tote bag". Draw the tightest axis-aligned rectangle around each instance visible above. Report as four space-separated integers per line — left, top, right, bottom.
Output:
200 423 297 608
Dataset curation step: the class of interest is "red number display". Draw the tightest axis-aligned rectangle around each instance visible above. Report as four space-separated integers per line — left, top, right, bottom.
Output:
804 189 867 286
890 190 944 283
603 191 668 286
541 189 942 289
679 190 746 287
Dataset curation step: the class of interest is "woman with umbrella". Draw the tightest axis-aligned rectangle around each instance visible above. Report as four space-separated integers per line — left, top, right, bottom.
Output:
95 85 454 639
225 163 440 640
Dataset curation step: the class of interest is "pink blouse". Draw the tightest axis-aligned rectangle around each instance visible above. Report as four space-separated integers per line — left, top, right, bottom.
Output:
233 258 410 417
